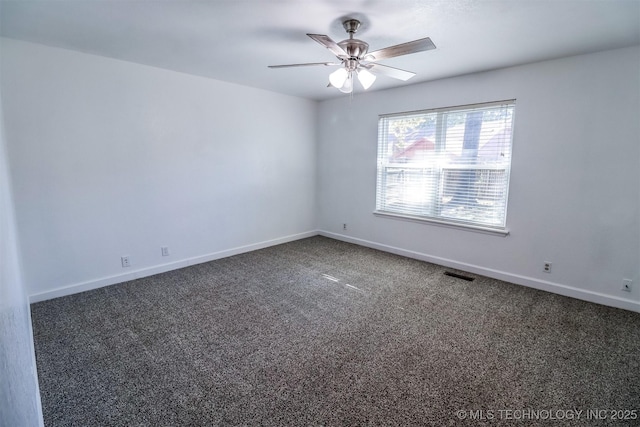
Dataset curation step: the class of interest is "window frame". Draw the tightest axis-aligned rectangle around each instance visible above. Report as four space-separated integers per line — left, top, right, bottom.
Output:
374 100 516 236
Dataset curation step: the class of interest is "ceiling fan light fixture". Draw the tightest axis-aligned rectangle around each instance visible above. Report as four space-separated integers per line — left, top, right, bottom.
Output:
357 68 376 90
338 72 353 93
329 67 349 89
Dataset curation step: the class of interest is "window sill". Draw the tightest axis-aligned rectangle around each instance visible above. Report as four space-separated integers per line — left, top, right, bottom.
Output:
373 211 510 236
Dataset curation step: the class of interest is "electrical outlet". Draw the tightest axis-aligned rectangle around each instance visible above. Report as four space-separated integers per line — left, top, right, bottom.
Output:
161 246 170 257
543 262 552 273
343 223 347 231
622 279 632 292
121 256 130 268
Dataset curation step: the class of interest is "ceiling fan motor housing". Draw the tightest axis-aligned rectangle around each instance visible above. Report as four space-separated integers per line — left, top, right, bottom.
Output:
338 39 369 59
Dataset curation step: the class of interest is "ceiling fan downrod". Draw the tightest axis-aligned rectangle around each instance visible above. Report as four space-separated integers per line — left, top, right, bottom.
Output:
338 19 369 59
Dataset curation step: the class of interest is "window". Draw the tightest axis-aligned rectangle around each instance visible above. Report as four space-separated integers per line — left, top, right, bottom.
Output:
375 100 515 232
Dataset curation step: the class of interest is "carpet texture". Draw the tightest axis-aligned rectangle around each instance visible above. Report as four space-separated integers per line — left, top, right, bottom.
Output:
31 236 640 426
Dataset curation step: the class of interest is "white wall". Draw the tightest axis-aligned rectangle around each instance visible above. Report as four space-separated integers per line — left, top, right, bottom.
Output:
317 46 640 312
0 65 43 425
1 38 317 301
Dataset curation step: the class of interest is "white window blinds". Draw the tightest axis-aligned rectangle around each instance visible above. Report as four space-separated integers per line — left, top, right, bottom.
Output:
375 100 515 230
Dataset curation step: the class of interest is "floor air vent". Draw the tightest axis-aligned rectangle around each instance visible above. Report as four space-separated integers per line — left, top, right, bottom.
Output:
443 271 475 281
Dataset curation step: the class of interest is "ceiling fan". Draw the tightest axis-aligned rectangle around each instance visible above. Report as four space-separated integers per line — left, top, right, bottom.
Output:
268 19 436 94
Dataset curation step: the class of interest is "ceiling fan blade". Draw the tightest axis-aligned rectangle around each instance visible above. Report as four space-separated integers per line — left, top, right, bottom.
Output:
366 37 436 61
268 62 340 68
364 63 416 81
307 34 349 59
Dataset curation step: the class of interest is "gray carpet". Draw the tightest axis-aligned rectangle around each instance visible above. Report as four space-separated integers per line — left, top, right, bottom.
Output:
31 236 640 426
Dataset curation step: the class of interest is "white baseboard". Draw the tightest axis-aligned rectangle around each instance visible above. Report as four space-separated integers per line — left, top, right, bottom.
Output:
30 230 639 313
319 230 640 313
29 230 319 303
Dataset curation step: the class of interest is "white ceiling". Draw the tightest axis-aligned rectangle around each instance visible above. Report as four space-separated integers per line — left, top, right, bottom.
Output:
1 0 639 101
